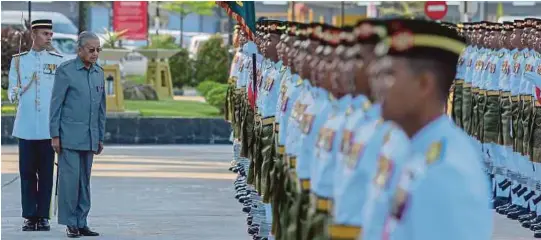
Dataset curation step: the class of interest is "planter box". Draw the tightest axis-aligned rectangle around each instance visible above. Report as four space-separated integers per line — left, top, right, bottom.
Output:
1 115 232 145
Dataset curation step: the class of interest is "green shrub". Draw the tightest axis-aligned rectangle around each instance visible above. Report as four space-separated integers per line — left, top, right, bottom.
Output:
196 80 220 97
144 34 180 49
169 48 194 89
194 34 230 85
205 84 228 114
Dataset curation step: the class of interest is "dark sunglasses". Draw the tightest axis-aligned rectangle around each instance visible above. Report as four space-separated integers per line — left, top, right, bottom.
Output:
86 47 102 53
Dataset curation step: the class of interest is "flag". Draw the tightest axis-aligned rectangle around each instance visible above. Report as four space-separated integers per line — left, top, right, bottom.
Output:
216 1 256 40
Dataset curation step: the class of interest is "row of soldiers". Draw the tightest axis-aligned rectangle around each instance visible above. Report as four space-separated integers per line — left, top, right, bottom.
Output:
448 19 541 236
223 17 519 240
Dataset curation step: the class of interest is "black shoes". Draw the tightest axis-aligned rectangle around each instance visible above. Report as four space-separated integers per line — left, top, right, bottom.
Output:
22 218 36 231
66 226 99 238
37 218 50 231
79 226 100 236
66 226 80 238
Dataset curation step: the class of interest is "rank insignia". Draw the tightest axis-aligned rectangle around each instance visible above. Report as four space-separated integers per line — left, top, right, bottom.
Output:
374 155 394 188
265 76 274 91
281 97 289 112
341 130 353 155
302 114 314 134
390 187 409 220
426 141 443 165
467 59 472 67
346 142 364 169
514 63 520 73
526 64 533 72
43 64 57 75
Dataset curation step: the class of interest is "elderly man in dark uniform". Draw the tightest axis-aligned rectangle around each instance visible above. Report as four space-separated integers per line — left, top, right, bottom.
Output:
49 31 105 238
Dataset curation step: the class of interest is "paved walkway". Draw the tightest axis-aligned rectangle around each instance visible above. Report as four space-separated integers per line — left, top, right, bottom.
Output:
1 145 248 240
0 145 537 239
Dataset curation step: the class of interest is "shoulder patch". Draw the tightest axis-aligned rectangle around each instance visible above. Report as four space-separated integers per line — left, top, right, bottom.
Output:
12 51 28 57
48 51 63 57
513 52 519 60
425 141 443 165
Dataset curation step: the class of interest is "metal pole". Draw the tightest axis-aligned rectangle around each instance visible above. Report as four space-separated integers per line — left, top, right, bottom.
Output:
28 1 31 23
341 1 345 27
291 1 296 22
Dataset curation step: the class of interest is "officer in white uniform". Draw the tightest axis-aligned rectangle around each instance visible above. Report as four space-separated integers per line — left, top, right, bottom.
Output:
8 19 64 232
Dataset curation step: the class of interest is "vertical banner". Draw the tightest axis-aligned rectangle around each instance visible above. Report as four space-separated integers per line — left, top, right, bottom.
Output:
113 1 148 40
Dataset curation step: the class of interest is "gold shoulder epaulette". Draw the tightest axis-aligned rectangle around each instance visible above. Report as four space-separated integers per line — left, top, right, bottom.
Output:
48 51 63 57
12 51 28 57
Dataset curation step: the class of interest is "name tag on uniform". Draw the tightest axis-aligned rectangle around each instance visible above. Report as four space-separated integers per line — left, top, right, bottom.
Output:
43 64 57 75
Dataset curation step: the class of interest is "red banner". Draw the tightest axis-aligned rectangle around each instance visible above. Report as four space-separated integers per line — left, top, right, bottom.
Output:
113 1 148 40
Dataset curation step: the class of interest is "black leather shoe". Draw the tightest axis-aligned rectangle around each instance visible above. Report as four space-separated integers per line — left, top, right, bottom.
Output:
248 225 259 235
22 218 36 231
79 226 99 236
492 197 509 209
36 218 50 231
66 226 80 238
519 213 536 223
243 206 251 213
534 229 541 238
532 223 541 231
508 209 528 220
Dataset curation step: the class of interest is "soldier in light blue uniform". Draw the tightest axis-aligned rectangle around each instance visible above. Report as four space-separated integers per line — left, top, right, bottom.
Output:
50 31 104 238
528 33 541 236
8 19 64 232
462 23 480 136
505 19 528 217
367 19 492 240
277 23 306 239
494 21 515 208
482 23 507 207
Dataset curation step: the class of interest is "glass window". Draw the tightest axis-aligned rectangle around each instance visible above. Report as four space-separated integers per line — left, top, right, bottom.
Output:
52 38 77 55
53 23 78 35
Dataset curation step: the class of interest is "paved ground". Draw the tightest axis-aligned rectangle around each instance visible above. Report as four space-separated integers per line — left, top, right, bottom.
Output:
1 145 248 240
0 145 538 239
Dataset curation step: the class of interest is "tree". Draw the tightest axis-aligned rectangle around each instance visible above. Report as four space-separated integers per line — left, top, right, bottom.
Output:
161 1 216 47
378 2 426 19
193 34 229 85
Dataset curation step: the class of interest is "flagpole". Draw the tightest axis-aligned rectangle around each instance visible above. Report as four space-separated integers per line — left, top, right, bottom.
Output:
341 1 345 27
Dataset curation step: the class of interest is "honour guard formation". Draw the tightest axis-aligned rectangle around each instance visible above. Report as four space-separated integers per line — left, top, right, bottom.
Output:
225 15 541 240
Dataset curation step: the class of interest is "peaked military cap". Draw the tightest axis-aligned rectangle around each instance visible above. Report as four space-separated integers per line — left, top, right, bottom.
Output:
514 19 525 29
31 19 53 30
354 19 387 44
375 19 466 68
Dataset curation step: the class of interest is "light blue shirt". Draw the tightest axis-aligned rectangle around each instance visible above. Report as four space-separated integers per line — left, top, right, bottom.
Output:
527 54 541 93
285 79 314 156
279 73 302 147
486 49 506 91
510 49 527 96
237 41 257 88
8 49 65 140
464 46 479 84
296 87 333 179
472 48 487 89
455 46 469 80
386 115 492 240
498 49 512 91
256 57 271 113
261 61 284 118
275 67 291 123
520 49 536 95
332 120 410 228
311 94 352 197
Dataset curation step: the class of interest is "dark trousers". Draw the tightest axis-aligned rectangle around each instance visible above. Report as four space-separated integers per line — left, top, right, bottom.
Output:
18 139 55 219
